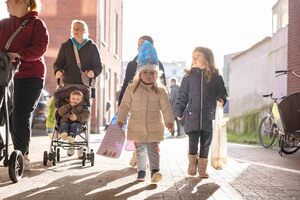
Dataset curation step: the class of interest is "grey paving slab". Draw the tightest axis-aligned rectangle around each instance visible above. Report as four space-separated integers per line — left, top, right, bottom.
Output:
0 131 299 200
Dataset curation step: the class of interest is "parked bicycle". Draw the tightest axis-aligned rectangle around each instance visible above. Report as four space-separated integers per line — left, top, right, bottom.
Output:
259 70 300 155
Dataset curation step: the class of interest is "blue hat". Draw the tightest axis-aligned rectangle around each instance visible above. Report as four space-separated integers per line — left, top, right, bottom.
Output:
137 40 159 71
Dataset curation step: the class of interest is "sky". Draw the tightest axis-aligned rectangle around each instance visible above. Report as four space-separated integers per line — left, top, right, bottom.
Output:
122 0 278 68
0 0 278 68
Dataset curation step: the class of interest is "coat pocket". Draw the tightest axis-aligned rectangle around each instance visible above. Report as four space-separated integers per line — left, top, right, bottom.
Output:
184 110 200 134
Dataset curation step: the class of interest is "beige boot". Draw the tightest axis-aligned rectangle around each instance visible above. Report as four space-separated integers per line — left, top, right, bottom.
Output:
187 154 198 176
198 158 209 178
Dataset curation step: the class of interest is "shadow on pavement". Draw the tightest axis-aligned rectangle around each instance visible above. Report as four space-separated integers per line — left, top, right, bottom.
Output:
145 177 220 200
3 167 138 200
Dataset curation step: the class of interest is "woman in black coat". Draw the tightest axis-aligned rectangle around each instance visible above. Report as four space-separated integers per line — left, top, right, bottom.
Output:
174 47 227 178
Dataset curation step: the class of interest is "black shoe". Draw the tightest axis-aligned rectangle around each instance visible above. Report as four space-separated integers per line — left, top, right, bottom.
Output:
151 169 162 183
137 170 146 181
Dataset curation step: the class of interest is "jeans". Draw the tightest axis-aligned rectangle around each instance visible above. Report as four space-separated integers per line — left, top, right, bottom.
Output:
10 78 43 155
188 130 212 158
59 122 81 137
136 142 160 172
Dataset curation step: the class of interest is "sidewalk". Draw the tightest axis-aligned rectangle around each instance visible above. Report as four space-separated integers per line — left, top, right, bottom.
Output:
0 132 299 200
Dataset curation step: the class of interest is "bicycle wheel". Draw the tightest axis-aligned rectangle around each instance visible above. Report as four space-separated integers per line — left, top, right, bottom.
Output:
259 116 276 148
280 134 300 154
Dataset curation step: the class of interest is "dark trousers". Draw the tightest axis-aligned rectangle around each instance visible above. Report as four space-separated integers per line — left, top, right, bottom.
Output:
188 130 212 158
10 78 43 155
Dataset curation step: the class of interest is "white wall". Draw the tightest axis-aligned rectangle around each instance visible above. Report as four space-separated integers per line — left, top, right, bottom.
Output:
228 27 287 118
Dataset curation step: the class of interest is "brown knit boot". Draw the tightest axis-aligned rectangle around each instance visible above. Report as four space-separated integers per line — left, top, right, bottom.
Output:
187 154 198 176
198 158 209 178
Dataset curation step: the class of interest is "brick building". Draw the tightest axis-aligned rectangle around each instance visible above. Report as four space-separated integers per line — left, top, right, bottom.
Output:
40 0 123 132
287 0 300 94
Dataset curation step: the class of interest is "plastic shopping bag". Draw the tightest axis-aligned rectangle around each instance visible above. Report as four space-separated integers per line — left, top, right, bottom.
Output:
97 124 125 158
211 106 227 170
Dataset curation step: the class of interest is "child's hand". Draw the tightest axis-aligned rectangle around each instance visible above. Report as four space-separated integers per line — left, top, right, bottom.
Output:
117 121 123 128
217 99 224 108
177 116 183 120
69 113 77 121
166 123 174 133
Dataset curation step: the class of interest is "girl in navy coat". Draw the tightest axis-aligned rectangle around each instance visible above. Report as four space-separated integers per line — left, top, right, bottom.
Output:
174 47 227 178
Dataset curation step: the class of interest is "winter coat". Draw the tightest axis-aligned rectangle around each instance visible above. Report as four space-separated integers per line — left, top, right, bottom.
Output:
117 81 174 142
53 39 102 84
57 103 90 124
174 67 227 133
0 11 49 79
118 56 167 106
169 83 180 111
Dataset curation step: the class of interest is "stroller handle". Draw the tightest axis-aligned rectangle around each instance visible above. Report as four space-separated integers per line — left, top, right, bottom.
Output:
89 78 96 98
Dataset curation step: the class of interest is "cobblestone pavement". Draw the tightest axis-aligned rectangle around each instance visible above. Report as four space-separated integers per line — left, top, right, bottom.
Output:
0 131 299 200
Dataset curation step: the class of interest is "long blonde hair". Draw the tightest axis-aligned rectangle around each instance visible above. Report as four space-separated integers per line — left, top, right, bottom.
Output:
23 0 41 12
185 47 217 82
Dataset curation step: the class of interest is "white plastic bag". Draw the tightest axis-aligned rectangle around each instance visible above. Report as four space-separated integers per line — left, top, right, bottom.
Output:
211 106 227 170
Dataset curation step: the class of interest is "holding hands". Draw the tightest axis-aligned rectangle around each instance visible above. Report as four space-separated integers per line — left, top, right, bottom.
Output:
166 123 174 133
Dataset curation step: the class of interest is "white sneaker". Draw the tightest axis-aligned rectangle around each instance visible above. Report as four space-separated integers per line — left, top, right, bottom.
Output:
60 132 68 140
23 155 31 171
77 148 84 159
67 148 75 156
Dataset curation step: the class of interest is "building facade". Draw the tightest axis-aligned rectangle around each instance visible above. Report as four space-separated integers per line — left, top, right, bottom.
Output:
225 0 289 134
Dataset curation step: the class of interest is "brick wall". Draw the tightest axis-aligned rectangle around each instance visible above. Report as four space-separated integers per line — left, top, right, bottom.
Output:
287 0 300 94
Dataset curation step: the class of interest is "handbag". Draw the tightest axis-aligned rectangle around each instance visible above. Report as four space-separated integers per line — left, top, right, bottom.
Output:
211 106 228 170
0 19 29 86
72 44 95 87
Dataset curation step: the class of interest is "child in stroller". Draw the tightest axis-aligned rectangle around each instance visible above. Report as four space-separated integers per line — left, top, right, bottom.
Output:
43 84 95 166
57 90 90 144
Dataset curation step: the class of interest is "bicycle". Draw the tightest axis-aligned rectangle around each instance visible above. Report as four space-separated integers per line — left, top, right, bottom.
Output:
259 70 300 155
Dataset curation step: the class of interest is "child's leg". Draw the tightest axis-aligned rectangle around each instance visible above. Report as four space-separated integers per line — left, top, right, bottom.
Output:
135 142 147 181
147 142 162 183
69 122 81 137
59 122 70 140
68 122 81 143
146 142 160 172
135 142 147 171
199 130 212 158
187 131 201 176
198 130 213 178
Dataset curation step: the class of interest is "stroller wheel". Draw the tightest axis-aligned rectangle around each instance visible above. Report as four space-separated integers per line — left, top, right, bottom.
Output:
82 152 86 166
8 150 24 183
43 151 48 166
56 148 60 162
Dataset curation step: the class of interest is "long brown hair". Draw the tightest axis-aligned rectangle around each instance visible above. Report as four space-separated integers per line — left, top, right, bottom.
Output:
185 47 217 82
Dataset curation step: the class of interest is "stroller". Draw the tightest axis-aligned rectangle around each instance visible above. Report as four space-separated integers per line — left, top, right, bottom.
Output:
43 83 95 166
0 57 23 183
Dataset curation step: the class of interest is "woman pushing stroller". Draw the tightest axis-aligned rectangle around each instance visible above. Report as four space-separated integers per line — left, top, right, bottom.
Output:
52 19 102 158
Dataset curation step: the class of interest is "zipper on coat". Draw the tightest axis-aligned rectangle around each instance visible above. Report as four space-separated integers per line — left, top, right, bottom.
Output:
200 70 203 129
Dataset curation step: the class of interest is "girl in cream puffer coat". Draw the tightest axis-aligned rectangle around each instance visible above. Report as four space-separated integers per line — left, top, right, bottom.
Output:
117 41 174 183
